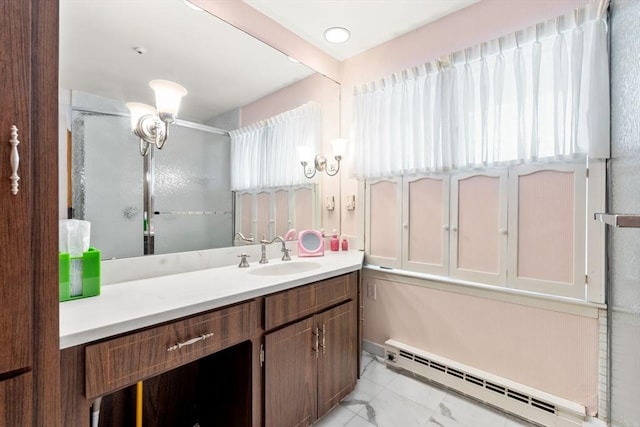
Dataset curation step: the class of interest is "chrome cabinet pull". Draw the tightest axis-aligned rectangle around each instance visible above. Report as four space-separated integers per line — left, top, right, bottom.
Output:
167 332 214 352
9 125 20 195
313 327 320 358
320 323 326 355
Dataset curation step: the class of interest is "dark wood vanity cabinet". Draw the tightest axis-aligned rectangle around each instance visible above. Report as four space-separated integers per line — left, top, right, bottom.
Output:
0 1 59 426
0 373 32 426
62 300 260 427
84 302 256 399
264 272 358 427
61 271 360 427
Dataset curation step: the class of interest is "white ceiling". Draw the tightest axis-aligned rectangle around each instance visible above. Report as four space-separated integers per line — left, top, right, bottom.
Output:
243 0 479 60
59 0 314 123
59 0 478 125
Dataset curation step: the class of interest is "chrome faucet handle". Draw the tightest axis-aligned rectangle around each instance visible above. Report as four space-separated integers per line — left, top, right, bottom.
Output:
237 253 250 268
281 247 291 261
259 238 269 264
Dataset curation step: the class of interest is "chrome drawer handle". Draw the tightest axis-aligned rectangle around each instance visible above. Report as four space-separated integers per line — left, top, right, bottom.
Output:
167 332 214 352
9 125 20 195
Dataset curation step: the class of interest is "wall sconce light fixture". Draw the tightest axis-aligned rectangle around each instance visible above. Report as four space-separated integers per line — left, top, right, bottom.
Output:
298 138 347 179
126 80 188 156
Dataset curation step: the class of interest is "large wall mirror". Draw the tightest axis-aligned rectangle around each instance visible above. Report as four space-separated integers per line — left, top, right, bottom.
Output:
59 0 340 260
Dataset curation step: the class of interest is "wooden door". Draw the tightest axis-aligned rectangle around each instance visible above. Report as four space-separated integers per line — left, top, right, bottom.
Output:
0 1 60 426
0 0 32 376
316 301 357 417
264 317 317 427
0 372 32 426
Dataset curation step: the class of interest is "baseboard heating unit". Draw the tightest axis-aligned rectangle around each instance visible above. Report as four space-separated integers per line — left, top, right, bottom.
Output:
384 340 586 427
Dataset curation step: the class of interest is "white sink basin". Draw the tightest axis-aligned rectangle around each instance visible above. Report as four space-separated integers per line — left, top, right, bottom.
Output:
248 261 322 276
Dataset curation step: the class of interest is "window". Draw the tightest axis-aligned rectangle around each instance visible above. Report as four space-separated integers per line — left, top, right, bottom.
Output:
507 163 586 299
234 185 318 242
450 171 507 286
403 175 449 276
355 2 608 303
365 159 602 302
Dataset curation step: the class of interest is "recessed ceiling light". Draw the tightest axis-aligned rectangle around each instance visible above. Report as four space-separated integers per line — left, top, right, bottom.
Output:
183 0 204 12
324 27 350 44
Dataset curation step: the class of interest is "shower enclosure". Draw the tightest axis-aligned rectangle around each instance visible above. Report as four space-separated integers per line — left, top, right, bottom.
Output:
71 110 232 260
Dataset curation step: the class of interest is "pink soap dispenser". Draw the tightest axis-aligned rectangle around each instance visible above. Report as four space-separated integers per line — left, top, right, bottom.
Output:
330 229 339 251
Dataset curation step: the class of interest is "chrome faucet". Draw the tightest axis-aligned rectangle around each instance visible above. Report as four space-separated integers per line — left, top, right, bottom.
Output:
234 232 254 245
259 235 291 264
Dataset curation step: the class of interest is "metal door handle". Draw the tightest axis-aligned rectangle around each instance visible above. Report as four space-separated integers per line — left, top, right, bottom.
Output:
9 125 20 195
167 332 214 351
313 327 320 358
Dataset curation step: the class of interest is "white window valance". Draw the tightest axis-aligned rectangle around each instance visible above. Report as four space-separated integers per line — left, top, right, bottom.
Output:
351 0 609 180
230 102 321 191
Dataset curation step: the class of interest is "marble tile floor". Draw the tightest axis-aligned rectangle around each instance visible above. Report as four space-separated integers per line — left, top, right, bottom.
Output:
314 352 607 427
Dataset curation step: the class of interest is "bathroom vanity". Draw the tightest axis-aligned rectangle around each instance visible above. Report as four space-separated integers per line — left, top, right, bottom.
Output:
59 251 363 427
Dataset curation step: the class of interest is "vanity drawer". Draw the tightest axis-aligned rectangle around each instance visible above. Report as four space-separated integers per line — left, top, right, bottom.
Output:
315 273 356 313
85 301 256 399
265 283 316 331
264 273 357 331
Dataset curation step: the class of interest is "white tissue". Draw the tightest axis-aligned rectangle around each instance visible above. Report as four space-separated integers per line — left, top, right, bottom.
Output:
59 219 91 255
59 220 91 297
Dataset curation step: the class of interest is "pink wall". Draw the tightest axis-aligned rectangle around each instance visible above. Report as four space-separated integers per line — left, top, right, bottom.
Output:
240 73 339 128
364 273 600 414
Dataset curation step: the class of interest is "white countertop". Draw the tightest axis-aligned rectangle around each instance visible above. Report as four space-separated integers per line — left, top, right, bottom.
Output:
59 251 364 349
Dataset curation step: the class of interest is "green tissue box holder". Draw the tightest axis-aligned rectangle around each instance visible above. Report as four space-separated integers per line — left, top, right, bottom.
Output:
59 247 101 302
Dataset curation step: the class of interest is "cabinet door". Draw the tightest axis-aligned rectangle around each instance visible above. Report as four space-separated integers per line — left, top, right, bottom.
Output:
0 372 32 425
317 301 357 417
0 0 32 375
264 317 317 427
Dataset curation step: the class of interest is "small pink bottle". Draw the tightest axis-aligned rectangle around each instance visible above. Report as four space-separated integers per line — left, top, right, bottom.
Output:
330 229 339 251
341 235 348 251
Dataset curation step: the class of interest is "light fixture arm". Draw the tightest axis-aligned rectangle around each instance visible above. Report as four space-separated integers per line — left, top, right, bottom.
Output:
127 79 187 157
133 114 169 156
300 154 342 178
325 155 342 177
301 160 317 179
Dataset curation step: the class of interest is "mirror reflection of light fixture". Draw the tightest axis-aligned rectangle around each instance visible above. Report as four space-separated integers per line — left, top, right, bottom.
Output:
298 138 346 179
126 79 188 156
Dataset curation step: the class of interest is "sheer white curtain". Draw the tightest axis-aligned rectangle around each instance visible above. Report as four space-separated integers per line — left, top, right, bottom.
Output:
351 0 609 180
230 102 321 191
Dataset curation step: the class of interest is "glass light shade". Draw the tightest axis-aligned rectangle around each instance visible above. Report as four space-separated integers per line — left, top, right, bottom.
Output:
126 102 156 130
331 138 347 157
324 27 350 44
149 79 188 117
297 146 314 163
